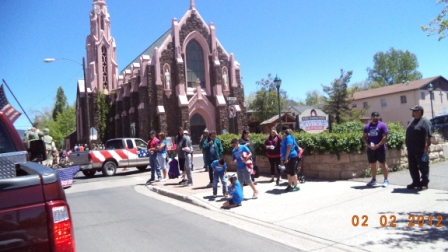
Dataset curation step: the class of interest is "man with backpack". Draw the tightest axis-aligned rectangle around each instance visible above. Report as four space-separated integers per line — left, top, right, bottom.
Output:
280 125 300 192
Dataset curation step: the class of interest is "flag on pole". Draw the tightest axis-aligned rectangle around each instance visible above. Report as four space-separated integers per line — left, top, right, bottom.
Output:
0 84 21 123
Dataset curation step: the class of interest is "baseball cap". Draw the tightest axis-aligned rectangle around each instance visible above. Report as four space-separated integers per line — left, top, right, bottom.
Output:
203 128 209 133
150 130 156 135
410 105 424 111
183 130 189 134
371 111 380 117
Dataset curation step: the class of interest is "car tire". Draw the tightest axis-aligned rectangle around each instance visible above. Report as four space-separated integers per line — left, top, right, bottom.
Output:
137 166 148 171
102 161 117 176
82 170 96 177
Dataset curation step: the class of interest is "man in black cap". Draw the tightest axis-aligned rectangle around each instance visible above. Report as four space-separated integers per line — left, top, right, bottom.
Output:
363 112 390 187
406 105 432 190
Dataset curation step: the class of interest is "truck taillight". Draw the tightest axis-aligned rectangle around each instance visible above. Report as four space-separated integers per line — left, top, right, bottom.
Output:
47 201 76 252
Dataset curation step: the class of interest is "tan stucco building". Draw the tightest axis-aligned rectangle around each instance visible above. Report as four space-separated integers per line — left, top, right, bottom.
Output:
352 76 448 126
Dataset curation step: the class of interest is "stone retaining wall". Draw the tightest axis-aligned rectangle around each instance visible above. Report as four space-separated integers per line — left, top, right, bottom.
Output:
222 142 446 180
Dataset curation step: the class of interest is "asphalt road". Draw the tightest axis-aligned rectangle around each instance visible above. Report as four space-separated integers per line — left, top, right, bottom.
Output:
66 185 301 252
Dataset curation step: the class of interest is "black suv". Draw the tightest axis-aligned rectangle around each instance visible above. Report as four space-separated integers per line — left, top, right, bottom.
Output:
430 115 448 140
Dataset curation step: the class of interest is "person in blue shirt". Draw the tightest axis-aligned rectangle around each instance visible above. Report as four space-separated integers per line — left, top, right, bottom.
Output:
231 138 259 199
280 125 300 192
210 158 227 197
222 174 243 209
202 131 224 188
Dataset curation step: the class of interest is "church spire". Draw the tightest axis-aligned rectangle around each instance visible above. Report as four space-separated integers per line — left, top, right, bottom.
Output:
190 0 195 10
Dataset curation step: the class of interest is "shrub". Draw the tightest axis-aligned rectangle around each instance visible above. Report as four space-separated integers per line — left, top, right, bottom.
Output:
216 121 405 157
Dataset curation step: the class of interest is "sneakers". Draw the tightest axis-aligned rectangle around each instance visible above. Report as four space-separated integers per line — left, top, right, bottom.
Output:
420 185 428 191
270 178 275 182
285 185 293 192
382 180 389 188
206 183 213 188
224 193 229 198
187 183 193 187
146 178 154 185
160 178 167 182
213 195 217 198
292 186 300 192
252 192 258 199
178 178 187 184
366 179 377 187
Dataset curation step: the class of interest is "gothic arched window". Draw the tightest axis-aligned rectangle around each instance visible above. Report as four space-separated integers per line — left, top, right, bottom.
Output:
186 40 205 88
101 46 108 89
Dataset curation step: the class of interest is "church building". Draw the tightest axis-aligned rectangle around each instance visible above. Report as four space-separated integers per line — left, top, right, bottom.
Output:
76 0 247 145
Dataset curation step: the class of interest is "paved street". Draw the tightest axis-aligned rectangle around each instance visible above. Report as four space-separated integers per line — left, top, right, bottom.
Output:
66 158 448 251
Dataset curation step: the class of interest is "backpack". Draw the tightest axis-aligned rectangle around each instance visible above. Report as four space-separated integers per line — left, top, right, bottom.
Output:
168 159 180 179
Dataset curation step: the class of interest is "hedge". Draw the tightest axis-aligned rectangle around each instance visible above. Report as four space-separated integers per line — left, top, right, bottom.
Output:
215 121 405 157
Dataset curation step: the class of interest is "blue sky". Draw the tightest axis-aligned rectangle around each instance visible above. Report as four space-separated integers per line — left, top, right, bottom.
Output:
1 0 447 130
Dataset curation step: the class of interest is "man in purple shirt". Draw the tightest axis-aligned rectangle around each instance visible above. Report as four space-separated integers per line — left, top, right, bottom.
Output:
363 112 390 187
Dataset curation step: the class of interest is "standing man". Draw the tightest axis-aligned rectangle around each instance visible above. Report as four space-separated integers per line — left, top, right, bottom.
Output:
406 105 432 190
42 128 56 167
146 130 161 184
363 112 390 187
199 129 209 172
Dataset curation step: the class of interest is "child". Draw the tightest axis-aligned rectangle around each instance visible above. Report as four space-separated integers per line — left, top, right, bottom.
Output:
210 158 228 198
222 174 243 209
168 157 180 179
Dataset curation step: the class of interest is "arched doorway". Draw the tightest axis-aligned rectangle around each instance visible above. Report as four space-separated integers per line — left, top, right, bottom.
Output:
190 113 206 145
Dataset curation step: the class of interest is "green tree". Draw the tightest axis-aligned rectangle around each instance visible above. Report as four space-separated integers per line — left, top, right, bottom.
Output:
322 70 353 124
46 105 76 149
247 74 287 123
305 90 326 106
421 0 448 41
96 90 111 141
367 47 422 86
52 87 68 121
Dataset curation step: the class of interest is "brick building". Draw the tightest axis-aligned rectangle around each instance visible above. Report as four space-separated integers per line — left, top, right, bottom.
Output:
75 0 247 145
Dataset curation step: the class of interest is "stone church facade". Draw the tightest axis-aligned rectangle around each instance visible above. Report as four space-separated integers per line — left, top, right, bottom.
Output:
76 0 247 145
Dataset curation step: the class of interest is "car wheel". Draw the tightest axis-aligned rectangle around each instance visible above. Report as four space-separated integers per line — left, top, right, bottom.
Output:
137 165 148 171
102 161 117 176
82 170 96 177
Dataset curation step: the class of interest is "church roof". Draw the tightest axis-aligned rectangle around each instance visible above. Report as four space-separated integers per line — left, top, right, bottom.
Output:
120 28 172 74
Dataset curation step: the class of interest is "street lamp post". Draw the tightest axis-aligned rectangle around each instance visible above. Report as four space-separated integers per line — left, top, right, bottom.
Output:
274 75 282 131
44 57 90 146
428 83 434 118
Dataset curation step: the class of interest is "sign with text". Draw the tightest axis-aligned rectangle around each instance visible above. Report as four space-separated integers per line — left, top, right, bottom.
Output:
227 97 237 101
299 108 328 134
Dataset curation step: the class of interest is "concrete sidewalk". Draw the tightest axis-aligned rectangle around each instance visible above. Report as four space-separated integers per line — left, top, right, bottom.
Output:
145 166 448 251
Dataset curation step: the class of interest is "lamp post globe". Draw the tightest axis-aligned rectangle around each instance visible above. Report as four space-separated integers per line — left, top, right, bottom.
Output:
274 75 282 131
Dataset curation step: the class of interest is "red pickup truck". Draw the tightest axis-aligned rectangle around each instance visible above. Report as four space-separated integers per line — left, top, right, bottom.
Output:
69 138 150 177
0 112 75 251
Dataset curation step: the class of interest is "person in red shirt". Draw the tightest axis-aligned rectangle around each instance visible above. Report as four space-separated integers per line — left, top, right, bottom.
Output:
264 128 282 183
146 130 161 184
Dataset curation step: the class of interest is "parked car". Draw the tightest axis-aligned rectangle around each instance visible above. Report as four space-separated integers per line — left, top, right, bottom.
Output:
69 138 150 177
0 112 75 251
430 114 448 140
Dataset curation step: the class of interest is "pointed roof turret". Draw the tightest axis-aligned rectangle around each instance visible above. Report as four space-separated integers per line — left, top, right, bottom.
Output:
190 0 195 10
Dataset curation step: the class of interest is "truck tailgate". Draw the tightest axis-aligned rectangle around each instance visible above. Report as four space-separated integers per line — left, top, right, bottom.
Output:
70 151 90 165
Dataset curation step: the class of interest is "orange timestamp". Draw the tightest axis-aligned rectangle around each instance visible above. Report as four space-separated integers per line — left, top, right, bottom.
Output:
351 214 444 227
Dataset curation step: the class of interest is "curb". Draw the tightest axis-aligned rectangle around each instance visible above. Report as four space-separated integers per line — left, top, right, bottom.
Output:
146 184 213 210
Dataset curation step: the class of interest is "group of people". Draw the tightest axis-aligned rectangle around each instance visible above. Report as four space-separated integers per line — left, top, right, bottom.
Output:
363 105 432 190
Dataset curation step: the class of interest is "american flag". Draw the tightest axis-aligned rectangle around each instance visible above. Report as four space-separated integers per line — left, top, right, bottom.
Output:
56 166 80 188
0 85 21 123
138 148 149 158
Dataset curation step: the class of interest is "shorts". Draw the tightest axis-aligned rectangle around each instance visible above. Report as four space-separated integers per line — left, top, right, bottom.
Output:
285 157 299 176
367 148 386 163
237 168 252 184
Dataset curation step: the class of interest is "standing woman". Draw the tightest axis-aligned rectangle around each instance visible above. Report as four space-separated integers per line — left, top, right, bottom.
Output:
264 128 282 183
202 131 224 187
239 129 257 184
156 132 168 181
175 127 187 183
